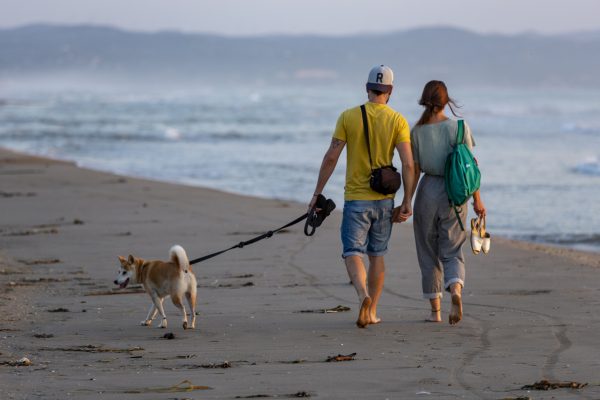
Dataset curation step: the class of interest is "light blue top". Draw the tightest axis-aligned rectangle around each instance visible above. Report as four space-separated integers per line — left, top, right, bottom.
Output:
411 119 475 176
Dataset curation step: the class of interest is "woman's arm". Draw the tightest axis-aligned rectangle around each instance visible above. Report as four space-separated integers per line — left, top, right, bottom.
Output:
472 190 486 217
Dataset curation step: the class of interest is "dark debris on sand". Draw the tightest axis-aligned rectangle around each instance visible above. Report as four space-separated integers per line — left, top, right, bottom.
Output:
521 380 587 390
235 392 311 398
33 333 54 338
4 228 58 236
0 191 36 198
41 344 143 353
200 361 232 369
19 258 61 265
326 353 356 362
500 397 531 400
296 305 351 314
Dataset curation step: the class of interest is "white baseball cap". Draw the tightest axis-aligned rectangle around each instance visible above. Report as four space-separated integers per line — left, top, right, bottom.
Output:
366 65 394 93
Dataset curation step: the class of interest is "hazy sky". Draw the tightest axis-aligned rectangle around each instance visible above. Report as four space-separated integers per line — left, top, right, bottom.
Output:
1 0 599 36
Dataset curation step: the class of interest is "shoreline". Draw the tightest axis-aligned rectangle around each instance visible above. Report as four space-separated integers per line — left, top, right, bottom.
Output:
1 145 599 399
3 145 598 256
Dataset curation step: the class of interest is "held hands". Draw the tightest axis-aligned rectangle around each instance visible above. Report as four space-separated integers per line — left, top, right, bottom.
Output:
392 202 413 223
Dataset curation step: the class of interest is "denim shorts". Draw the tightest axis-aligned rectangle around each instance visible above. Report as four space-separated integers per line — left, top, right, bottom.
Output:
340 199 394 258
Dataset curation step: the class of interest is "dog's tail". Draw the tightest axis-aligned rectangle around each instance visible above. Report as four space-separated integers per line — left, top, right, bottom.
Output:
169 245 190 272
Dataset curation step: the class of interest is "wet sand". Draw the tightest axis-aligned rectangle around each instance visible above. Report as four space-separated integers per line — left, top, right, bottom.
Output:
0 147 599 399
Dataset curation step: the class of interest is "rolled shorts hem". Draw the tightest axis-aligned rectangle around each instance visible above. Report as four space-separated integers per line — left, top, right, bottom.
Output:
444 278 464 291
423 292 443 299
341 251 364 259
342 250 388 259
366 249 387 257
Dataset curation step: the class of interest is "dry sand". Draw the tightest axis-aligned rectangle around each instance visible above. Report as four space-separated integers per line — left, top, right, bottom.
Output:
0 147 599 399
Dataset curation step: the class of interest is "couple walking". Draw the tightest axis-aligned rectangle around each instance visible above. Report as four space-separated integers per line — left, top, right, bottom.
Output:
308 65 486 327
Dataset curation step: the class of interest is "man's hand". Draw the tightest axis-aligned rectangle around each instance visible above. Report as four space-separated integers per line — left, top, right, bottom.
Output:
308 194 320 212
392 202 413 223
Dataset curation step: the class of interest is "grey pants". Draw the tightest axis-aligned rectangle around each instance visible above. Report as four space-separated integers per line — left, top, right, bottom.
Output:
413 175 467 299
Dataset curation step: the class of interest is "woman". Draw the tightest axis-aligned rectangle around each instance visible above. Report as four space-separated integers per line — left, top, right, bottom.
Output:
397 80 486 324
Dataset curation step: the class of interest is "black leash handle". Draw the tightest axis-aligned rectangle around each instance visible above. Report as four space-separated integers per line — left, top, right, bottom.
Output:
304 209 318 236
189 213 308 265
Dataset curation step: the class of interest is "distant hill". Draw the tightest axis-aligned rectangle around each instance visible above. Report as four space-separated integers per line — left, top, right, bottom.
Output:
1 24 599 88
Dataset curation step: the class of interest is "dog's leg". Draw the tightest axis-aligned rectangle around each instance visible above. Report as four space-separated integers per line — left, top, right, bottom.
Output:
150 292 168 328
140 304 158 326
172 295 188 329
186 287 197 329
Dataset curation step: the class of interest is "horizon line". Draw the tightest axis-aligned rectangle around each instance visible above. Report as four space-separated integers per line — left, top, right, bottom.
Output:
1 22 596 39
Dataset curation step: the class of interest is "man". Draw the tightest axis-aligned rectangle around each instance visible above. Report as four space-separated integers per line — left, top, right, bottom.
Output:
309 65 415 328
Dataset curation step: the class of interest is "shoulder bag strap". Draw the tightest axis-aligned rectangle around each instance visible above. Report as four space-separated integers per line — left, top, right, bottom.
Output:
360 104 373 170
457 119 465 144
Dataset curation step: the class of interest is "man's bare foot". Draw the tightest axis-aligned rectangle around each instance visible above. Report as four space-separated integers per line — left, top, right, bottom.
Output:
426 309 442 323
367 303 381 324
449 294 462 325
356 297 372 328
368 310 381 325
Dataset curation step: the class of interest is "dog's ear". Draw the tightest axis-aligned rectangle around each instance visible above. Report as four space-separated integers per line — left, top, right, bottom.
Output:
118 255 126 265
128 255 135 264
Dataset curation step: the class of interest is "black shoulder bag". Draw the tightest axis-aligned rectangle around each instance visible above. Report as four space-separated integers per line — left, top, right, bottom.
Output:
360 104 401 195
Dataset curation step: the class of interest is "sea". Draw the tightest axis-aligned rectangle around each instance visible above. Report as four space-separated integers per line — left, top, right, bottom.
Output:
1 83 599 252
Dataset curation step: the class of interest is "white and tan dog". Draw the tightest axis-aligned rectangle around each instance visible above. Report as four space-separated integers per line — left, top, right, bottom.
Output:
114 245 197 329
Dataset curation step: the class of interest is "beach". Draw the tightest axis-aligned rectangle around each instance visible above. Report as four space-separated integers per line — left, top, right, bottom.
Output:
1 146 599 399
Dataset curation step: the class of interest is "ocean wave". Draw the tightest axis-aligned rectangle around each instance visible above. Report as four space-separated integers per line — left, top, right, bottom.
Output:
573 157 600 176
0 130 168 143
561 122 600 136
0 127 297 144
512 232 600 246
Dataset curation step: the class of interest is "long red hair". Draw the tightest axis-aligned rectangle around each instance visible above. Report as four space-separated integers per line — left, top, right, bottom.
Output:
415 80 460 126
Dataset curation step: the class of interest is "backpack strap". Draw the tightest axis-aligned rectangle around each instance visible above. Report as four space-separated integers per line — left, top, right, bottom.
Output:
360 104 373 170
453 205 465 231
452 121 465 231
456 120 465 144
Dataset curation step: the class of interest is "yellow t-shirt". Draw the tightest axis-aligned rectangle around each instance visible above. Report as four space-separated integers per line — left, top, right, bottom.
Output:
333 102 410 201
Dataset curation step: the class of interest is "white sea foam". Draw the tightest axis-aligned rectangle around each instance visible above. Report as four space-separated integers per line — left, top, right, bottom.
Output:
574 156 600 176
561 121 600 135
164 127 182 140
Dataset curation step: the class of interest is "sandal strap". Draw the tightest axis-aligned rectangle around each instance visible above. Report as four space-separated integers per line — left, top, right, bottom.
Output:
480 215 486 236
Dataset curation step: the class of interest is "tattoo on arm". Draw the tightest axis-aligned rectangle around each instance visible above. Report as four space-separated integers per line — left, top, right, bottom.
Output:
330 138 344 150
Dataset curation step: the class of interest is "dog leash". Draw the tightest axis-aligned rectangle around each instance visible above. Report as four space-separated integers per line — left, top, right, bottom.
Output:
188 195 336 266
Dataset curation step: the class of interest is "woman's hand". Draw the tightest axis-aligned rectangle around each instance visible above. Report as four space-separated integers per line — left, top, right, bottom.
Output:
473 197 486 218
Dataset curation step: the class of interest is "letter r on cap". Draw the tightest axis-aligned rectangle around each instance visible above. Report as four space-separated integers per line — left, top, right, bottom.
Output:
376 73 383 83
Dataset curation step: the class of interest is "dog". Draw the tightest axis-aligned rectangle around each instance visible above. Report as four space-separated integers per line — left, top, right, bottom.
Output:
114 245 197 329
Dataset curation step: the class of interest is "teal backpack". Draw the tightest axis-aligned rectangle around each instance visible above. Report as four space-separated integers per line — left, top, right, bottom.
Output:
444 120 481 230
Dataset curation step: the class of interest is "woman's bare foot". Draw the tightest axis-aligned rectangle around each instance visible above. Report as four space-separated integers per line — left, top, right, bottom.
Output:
426 298 442 322
449 294 462 325
426 309 441 322
356 297 372 328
